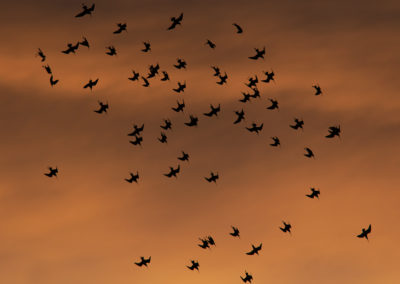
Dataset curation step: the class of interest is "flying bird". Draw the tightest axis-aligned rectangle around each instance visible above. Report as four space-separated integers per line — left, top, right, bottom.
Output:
185 115 198 127
172 100 185 112
326 125 341 138
280 221 292 234
79 36 90 48
174 58 187 69
304 147 315 158
62 42 80 54
83 78 99 90
113 23 127 34
234 109 245 124
203 104 221 117
43 65 52 74
270 136 280 147
160 119 172 130
211 66 220 77
161 71 170 81
246 123 263 134
164 165 180 178
173 81 186 93
313 84 322 96
205 172 219 183
207 236 216 246
135 256 151 267
262 71 275 83
230 226 240 238
44 167 58 178
205 39 216 49
266 98 279 110
105 46 117 56
178 151 189 162
233 23 243 33
250 88 260 99
142 77 150 87
128 124 144 136
49 75 59 86
246 75 258 88
167 12 183 30
129 135 143 146
75 3 95 17
290 118 304 130
128 70 140 81
306 187 320 199
187 260 199 271
217 73 228 85
246 243 262 255
94 101 108 114
36 48 46 61
249 46 265 60
239 92 251 103
198 238 210 249
141 41 151 52
158 132 168 143
125 172 139 183
240 271 253 283
357 224 372 240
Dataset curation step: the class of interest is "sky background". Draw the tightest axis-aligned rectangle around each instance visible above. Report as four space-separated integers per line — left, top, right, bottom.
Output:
1 0 400 283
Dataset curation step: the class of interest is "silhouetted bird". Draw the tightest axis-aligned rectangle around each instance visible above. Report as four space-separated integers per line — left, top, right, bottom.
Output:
205 172 219 183
62 42 80 54
234 109 245 124
203 104 220 117
161 71 170 81
142 77 150 87
290 118 304 130
135 256 151 267
270 136 280 147
266 98 279 110
75 3 95 17
173 81 186 93
246 123 263 134
125 172 139 183
44 167 58 178
106 46 116 56
207 236 216 246
230 226 240 238
37 48 46 62
211 66 220 77
357 224 372 240
148 63 160 76
306 187 320 199
50 75 59 87
113 23 127 34
217 73 228 85
304 147 315 158
83 78 99 90
326 125 341 138
246 243 262 255
167 13 183 30
178 151 189 162
198 238 210 249
172 100 185 112
239 92 251 103
94 101 108 114
158 132 168 144
205 39 216 49
241 271 253 283
313 84 322 96
249 47 265 60
185 115 198 127
160 119 172 130
79 36 90 48
141 41 151 52
129 135 143 146
174 58 187 69
164 165 180 178
187 260 199 271
246 76 258 88
280 221 292 234
128 124 144 136
250 88 260 99
233 23 243 33
43 65 52 74
128 70 140 81
262 71 275 83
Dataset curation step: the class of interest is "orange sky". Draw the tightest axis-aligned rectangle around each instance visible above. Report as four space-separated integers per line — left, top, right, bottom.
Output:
1 0 400 283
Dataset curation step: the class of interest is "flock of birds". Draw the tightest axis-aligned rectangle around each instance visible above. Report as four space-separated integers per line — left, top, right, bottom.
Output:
36 3 372 282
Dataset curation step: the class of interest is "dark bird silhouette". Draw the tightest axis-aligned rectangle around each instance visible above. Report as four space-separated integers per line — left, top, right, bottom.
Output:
217 73 228 85
128 70 140 81
185 115 198 127
142 76 150 87
246 123 263 134
141 41 151 52
62 42 80 54
304 147 315 158
178 151 189 162
160 119 172 130
326 125 341 138
357 224 372 240
113 23 127 34
36 48 46 62
266 98 279 110
313 84 322 96
205 39 216 49
246 243 262 255
207 236 216 246
43 65 52 74
161 71 170 81
106 46 117 56
148 63 160 77
270 136 280 147
79 36 90 48
241 271 253 283
128 124 144 136
94 101 108 114
205 172 219 183
230 226 240 238
172 100 185 112
174 58 187 69
187 260 199 271
164 165 180 178
125 172 139 183
262 71 275 83
173 81 186 93
75 3 95 17
203 104 221 117
233 23 243 34
211 66 220 77
44 167 58 178
250 88 260 99
83 78 99 90
135 256 151 267
158 132 167 143
167 12 183 30
234 109 245 124
249 46 265 60
306 187 320 199
290 118 304 130
198 238 210 249
49 75 59 87
246 76 258 88
239 92 251 103
129 135 143 146
280 221 292 234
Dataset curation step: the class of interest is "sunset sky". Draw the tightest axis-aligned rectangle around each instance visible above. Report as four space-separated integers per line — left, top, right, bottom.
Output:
1 0 400 283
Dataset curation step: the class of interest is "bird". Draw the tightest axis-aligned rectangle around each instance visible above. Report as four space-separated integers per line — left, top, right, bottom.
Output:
211 66 220 77
304 147 315 158
75 3 95 17
306 187 320 199
187 260 199 271
270 136 280 147
266 98 279 110
161 71 170 81
160 119 172 130
172 100 185 112
44 167 58 178
240 271 253 283
205 172 219 183
198 238 210 249
36 48 46 61
173 81 186 93
167 12 183 30
246 123 263 134
83 78 99 90
239 92 251 103
49 75 59 87
178 151 189 162
129 135 143 146
141 77 150 87
207 236 216 246
128 124 144 136
250 88 260 99
205 39 216 49
234 109 245 124
246 76 258 88
313 84 322 96
203 104 221 117
158 132 167 143
113 23 127 34
357 224 372 240
262 71 275 83
94 101 108 114
79 36 90 48
230 226 240 238
185 115 198 127
141 41 151 52
62 42 80 54
249 46 265 60
125 172 139 183
135 256 151 267
43 65 52 74
326 125 341 138
174 58 187 69
217 73 228 85
128 70 140 81
246 243 262 255
148 63 160 77
106 46 117 56
233 23 243 33
290 118 304 130
164 165 180 178
280 221 292 234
